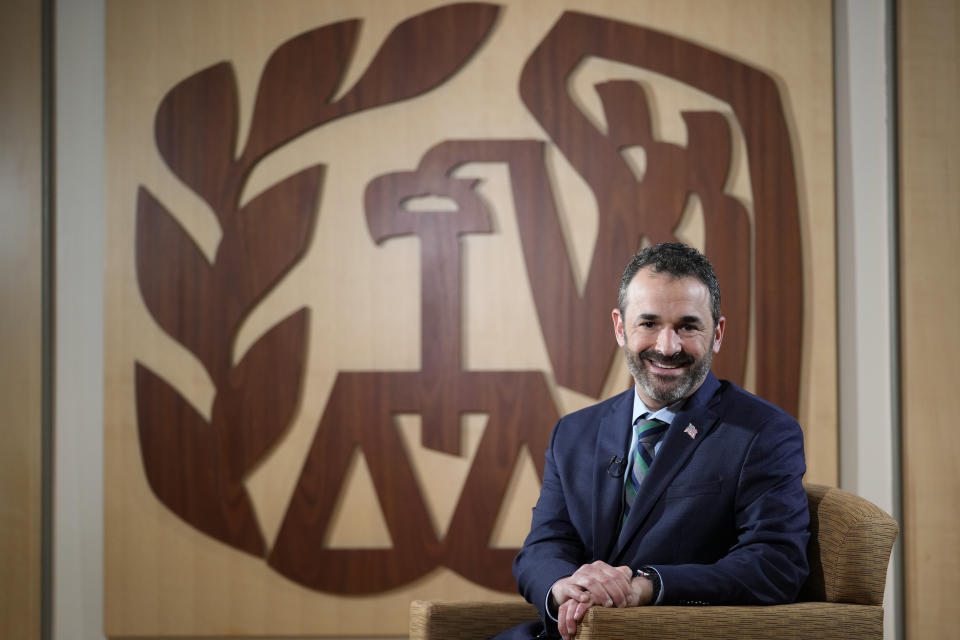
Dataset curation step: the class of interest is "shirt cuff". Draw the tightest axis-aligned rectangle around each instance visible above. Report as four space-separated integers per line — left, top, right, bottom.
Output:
545 578 564 621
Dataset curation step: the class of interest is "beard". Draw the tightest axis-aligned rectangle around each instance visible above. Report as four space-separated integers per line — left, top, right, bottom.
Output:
624 343 714 408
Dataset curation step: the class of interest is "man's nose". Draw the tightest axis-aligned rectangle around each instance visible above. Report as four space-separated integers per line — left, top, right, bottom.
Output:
655 328 681 355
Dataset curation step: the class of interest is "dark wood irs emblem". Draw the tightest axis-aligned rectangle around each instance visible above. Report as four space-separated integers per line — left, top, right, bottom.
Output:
134 5 802 593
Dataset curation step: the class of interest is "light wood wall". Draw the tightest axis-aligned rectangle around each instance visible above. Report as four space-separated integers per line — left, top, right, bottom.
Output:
104 1 834 636
0 0 44 638
899 1 960 638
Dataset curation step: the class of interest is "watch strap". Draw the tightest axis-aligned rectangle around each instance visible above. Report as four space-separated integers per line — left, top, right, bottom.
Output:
636 566 662 604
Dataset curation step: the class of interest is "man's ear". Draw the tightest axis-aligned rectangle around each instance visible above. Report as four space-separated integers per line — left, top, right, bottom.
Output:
612 308 626 347
712 316 726 353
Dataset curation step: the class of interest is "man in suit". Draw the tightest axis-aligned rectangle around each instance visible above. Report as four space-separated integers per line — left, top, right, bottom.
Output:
500 242 809 640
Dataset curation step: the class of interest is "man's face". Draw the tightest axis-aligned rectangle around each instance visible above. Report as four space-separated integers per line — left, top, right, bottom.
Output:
612 267 725 410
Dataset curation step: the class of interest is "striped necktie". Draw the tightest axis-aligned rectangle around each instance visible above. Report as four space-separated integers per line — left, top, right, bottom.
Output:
623 416 669 516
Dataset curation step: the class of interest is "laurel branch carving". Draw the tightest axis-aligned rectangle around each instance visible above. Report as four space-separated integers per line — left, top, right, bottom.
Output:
134 3 500 556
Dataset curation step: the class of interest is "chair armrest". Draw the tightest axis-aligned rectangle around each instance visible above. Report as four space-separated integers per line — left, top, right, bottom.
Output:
410 600 539 640
575 602 883 640
802 484 899 605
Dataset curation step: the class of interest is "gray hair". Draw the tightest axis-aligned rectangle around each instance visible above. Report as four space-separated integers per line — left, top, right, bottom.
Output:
618 242 721 326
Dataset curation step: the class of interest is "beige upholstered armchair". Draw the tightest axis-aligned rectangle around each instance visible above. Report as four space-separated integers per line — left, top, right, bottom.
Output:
410 484 898 640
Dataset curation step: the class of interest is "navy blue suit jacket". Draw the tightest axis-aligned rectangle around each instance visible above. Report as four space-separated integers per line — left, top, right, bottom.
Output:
512 372 810 634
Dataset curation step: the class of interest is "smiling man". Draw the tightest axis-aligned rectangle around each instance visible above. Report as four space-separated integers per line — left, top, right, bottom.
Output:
498 243 810 640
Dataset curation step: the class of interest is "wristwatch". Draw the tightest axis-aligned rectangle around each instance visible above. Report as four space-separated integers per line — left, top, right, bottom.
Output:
635 566 661 604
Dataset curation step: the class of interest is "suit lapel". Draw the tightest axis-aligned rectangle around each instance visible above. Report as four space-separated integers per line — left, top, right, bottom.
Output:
592 388 633 562
612 373 722 560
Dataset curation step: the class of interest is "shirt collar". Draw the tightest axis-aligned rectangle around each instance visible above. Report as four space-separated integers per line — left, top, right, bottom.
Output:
631 386 684 426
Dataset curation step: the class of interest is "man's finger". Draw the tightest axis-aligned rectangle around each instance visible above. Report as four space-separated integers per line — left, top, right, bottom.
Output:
569 562 632 607
558 599 579 640
552 578 590 609
573 600 592 622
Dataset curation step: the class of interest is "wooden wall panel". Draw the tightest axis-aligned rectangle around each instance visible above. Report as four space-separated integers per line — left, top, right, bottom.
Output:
105 1 834 636
0 0 44 638
898 1 960 638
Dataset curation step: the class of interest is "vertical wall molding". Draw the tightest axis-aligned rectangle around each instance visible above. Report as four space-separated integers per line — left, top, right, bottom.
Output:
42 0 56 637
53 0 105 638
834 2 901 639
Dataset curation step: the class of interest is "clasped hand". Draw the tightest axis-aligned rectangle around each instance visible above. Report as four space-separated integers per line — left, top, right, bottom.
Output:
550 560 653 640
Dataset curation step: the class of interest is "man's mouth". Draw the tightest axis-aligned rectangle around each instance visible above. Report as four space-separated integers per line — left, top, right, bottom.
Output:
641 352 693 374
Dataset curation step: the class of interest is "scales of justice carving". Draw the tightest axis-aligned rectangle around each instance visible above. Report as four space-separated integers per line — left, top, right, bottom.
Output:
133 4 802 593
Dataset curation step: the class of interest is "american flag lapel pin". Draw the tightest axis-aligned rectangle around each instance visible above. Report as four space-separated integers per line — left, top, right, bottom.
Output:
684 423 698 439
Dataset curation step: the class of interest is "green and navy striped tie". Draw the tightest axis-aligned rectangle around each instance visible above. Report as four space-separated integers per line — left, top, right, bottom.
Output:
623 417 669 518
